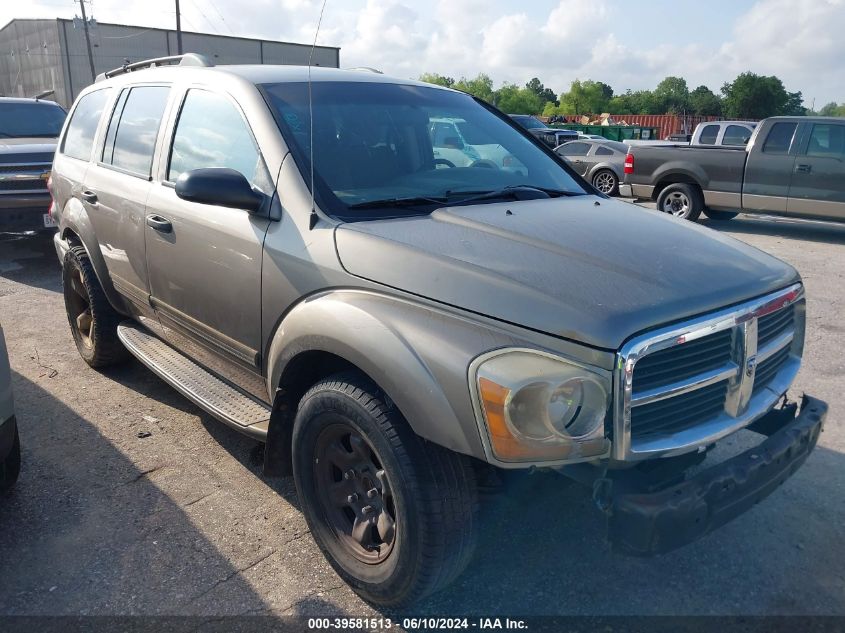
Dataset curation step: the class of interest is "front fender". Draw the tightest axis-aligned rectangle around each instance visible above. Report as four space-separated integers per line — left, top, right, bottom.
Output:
266 289 527 459
59 197 126 313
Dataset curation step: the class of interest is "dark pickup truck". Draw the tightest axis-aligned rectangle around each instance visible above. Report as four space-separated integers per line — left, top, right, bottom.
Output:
620 116 845 222
0 98 66 232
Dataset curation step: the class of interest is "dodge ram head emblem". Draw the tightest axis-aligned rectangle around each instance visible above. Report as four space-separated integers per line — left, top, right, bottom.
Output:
745 355 758 377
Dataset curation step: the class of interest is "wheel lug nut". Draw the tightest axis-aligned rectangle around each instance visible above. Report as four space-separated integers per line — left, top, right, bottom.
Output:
343 470 355 480
362 505 374 515
347 493 358 503
367 488 378 499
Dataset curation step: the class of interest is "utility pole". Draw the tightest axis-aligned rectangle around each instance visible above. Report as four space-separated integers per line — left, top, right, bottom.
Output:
175 0 183 54
77 0 96 81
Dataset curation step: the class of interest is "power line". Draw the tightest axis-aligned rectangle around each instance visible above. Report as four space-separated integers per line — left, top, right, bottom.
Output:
185 0 221 35
204 0 235 35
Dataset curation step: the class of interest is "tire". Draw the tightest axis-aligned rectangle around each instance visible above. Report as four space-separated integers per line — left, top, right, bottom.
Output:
656 183 703 221
0 425 21 493
62 246 129 368
292 372 478 607
592 169 619 196
703 209 739 221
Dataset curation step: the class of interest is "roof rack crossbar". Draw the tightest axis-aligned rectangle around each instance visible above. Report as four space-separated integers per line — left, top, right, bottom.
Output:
96 53 213 82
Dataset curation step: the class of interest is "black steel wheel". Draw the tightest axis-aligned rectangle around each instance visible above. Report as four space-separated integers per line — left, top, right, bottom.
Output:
292 372 478 607
313 423 397 564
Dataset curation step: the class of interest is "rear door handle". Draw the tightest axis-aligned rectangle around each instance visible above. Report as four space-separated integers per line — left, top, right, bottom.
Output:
795 164 812 173
146 215 173 233
81 190 98 204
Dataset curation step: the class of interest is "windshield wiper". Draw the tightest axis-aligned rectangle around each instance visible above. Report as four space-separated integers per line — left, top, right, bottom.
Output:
346 195 449 210
446 185 583 204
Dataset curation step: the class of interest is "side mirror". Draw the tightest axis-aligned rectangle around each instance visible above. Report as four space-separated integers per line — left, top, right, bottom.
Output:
175 167 264 213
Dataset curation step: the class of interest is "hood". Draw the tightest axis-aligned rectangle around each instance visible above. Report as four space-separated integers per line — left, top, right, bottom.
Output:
334 196 799 350
0 138 57 164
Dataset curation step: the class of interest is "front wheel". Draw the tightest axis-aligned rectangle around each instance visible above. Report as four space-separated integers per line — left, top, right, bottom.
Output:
656 183 703 221
592 169 619 196
292 372 478 607
703 209 739 221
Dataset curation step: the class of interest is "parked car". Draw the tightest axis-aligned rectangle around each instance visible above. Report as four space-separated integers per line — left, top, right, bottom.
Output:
429 117 524 172
0 321 20 492
576 133 607 141
621 116 845 222
555 139 628 195
0 97 66 232
508 114 577 148
691 120 757 146
51 55 827 606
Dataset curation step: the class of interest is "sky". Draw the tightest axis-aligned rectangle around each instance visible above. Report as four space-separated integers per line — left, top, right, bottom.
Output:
2 0 843 107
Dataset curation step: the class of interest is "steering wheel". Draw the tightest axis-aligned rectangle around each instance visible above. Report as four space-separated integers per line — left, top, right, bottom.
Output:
434 158 456 169
469 159 497 169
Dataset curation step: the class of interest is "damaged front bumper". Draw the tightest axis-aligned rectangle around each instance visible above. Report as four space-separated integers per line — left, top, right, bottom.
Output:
597 395 827 556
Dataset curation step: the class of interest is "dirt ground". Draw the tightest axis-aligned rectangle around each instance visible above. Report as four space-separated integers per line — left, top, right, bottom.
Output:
1 210 844 617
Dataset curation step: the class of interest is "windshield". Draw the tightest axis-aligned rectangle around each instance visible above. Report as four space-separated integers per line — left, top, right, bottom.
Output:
262 82 585 219
0 102 66 138
511 115 546 130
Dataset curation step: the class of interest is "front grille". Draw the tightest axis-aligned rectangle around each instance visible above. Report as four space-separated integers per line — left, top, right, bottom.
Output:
620 286 804 457
0 163 52 172
631 380 728 439
753 345 791 394
758 304 794 347
0 179 48 191
632 329 733 393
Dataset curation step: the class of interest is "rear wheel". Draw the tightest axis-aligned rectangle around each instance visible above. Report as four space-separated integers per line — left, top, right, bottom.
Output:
62 246 129 367
592 169 619 196
292 372 478 607
703 209 739 221
656 183 703 221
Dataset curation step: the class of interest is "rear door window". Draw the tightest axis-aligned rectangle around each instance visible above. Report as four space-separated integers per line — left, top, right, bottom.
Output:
61 89 112 161
698 124 719 145
762 122 798 154
723 125 752 146
595 146 614 156
168 89 261 184
806 124 845 159
101 86 170 177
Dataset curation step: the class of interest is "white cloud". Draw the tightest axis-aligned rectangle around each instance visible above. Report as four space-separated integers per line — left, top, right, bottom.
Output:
2 0 843 104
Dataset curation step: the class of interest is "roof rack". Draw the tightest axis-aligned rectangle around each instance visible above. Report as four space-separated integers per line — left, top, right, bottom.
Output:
346 66 383 74
96 53 214 82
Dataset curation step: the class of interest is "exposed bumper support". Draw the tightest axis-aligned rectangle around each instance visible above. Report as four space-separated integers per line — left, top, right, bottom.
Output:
597 395 826 556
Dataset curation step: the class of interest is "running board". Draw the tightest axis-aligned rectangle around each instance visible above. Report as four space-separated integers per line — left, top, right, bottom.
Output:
117 322 270 440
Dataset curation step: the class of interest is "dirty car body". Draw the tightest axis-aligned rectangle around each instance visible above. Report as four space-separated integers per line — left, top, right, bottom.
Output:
49 57 828 604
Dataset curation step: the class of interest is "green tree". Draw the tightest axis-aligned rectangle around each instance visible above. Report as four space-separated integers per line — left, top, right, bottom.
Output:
608 89 661 115
721 72 803 119
819 102 845 117
689 85 722 116
654 76 690 113
418 72 454 88
558 79 614 115
453 73 495 103
494 83 544 114
525 77 557 106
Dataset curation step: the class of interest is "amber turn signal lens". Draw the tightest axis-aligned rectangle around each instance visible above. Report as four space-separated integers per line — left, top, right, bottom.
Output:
478 377 580 462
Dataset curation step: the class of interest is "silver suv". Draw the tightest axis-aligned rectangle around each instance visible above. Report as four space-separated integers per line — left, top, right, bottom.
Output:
50 54 827 606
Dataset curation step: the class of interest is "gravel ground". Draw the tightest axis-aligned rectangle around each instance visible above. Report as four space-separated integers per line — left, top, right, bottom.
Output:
0 209 843 618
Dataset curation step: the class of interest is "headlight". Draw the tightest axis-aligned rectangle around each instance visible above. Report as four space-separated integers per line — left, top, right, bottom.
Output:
472 350 611 464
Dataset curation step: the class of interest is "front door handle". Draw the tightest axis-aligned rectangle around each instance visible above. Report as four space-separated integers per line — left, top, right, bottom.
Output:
795 164 812 173
81 190 98 204
146 215 173 233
